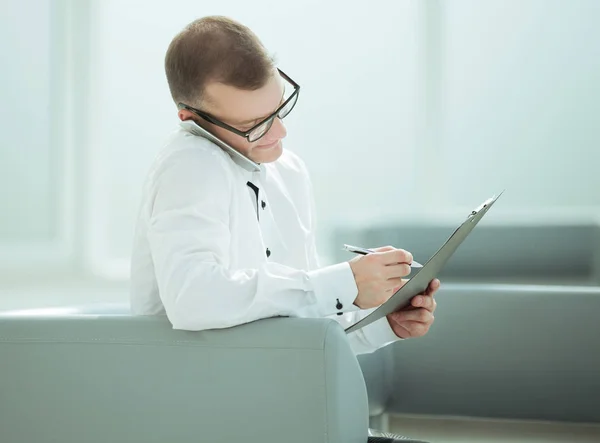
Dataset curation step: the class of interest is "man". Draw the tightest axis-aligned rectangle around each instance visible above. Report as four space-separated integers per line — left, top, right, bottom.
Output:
130 16 438 443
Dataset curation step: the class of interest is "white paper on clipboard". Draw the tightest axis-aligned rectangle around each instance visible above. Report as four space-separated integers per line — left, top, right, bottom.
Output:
345 191 504 334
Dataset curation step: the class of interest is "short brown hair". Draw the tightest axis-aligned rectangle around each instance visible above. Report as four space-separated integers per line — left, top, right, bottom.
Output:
165 16 275 107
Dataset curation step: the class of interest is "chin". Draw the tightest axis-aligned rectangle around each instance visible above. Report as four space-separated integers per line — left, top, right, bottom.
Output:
251 141 283 163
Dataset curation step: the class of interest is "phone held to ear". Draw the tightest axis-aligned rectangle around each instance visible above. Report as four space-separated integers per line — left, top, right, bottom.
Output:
179 119 261 173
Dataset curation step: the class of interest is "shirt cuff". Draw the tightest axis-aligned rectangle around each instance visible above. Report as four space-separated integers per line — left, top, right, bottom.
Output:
307 262 359 317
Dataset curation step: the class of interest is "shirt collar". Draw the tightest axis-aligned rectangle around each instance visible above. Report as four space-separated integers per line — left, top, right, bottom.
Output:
239 161 268 184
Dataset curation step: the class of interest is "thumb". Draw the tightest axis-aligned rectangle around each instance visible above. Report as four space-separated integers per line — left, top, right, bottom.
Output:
387 311 402 324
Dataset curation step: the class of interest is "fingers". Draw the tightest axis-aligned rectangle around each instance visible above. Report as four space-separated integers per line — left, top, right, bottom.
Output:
390 320 431 338
386 278 440 339
359 248 412 278
411 294 437 312
408 279 441 308
385 278 408 293
390 308 434 324
427 279 441 294
376 248 413 265
382 263 411 279
371 245 396 252
388 309 435 339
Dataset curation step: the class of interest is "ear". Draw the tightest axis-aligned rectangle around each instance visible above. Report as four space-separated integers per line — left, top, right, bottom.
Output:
178 108 196 122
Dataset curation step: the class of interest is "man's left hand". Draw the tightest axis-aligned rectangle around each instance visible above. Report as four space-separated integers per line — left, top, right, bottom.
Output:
387 279 440 339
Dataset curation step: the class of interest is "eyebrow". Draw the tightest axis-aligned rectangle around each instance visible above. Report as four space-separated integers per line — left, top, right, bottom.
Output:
235 86 286 126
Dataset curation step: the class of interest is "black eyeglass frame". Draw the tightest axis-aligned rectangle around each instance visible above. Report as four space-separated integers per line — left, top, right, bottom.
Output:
177 69 300 143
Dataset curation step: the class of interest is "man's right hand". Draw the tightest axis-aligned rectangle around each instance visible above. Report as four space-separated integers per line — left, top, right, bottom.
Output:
348 246 413 309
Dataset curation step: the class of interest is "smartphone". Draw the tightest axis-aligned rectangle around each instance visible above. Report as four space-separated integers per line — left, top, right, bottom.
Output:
179 119 261 173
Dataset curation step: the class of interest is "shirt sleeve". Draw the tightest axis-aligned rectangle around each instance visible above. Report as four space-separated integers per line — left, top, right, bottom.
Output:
146 148 358 331
302 160 402 355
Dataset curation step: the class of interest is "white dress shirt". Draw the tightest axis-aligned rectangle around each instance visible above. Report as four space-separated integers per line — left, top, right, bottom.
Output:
130 126 400 354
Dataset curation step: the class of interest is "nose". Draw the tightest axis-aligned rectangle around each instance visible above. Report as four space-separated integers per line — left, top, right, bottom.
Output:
264 117 287 142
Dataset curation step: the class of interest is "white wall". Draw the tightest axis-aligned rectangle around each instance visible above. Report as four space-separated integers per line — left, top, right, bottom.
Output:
437 0 600 215
1 0 600 292
0 0 75 274
0 1 53 241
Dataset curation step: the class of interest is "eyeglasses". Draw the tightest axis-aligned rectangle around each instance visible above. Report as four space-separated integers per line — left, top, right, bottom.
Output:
178 69 300 143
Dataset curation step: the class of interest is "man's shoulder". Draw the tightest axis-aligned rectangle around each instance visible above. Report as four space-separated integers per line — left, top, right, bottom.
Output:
150 128 235 178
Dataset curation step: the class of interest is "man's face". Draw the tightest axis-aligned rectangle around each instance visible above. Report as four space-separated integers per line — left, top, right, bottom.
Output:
178 69 287 164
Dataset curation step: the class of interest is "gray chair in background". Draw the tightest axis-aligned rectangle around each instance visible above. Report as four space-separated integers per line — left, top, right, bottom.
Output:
331 222 600 425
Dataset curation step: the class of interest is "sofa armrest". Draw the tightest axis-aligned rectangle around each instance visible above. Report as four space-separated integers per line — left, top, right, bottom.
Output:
0 311 369 443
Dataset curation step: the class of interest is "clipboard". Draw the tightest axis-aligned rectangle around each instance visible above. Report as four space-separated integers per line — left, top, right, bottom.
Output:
345 191 504 334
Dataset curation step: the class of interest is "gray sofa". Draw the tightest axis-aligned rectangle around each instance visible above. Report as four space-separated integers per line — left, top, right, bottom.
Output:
2 285 600 443
0 305 373 443
3 283 600 443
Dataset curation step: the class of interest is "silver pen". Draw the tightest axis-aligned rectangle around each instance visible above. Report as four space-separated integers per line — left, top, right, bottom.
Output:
342 244 424 268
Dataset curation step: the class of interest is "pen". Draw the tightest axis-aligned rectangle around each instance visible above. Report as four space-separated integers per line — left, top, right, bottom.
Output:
342 244 424 268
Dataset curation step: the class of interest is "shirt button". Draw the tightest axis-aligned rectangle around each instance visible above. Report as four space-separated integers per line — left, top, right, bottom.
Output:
266 248 271 258
261 200 266 209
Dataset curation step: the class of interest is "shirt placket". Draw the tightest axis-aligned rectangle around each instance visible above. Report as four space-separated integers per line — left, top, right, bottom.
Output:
246 169 287 262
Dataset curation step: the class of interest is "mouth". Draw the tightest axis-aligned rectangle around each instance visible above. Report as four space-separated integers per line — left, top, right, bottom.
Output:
255 140 280 150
